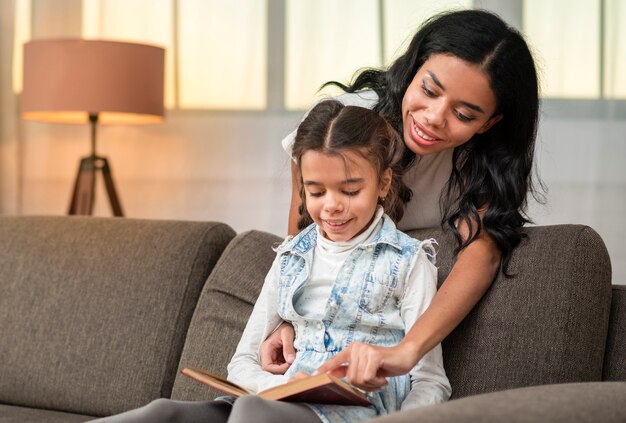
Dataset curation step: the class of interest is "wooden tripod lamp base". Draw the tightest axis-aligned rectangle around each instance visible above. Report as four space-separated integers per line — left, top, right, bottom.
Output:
68 155 124 217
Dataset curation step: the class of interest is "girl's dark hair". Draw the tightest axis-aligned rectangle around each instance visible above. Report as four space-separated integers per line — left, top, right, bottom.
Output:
325 9 542 273
292 100 409 229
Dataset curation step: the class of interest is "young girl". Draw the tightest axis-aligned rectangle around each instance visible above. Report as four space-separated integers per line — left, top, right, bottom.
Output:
262 9 542 389
97 100 450 422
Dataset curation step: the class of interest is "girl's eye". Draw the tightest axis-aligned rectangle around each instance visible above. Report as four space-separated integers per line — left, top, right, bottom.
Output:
308 191 324 197
344 190 360 197
421 82 436 98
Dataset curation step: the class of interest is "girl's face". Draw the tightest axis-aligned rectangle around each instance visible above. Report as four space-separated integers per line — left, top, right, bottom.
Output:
300 149 391 242
401 53 502 156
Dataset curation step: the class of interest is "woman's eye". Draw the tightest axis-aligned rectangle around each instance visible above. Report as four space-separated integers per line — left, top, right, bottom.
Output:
344 190 360 197
308 191 323 197
421 82 436 98
455 110 474 122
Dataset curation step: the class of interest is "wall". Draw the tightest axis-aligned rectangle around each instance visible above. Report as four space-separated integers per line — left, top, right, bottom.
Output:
19 110 299 235
2 0 625 284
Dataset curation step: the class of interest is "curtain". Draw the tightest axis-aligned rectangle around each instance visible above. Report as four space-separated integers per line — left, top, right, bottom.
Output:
0 0 20 214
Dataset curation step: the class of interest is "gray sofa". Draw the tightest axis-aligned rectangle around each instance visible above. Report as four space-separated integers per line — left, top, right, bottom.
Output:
0 216 624 422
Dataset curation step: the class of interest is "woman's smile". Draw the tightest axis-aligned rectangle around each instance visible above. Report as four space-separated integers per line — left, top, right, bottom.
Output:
409 115 442 147
401 54 501 156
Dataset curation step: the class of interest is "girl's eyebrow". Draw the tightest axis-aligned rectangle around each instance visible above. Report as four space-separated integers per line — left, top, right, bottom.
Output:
426 71 486 114
303 178 364 186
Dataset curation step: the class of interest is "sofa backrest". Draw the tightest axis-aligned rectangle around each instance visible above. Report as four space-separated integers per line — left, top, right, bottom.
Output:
173 224 613 401
0 216 235 417
603 285 626 381
406 224 612 398
172 230 281 400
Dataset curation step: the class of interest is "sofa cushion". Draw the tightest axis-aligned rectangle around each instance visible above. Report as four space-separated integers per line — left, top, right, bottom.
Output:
0 216 235 417
0 404 92 423
407 224 612 399
603 285 626 381
368 382 626 423
171 230 282 400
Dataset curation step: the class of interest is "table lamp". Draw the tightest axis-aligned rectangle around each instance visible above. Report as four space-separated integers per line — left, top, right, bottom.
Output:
21 39 165 216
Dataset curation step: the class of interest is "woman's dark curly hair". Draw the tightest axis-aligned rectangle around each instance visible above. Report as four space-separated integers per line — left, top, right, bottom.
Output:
324 9 543 273
292 100 409 229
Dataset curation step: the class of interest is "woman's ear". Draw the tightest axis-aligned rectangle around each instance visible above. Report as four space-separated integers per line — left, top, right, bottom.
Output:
477 114 503 134
379 168 392 198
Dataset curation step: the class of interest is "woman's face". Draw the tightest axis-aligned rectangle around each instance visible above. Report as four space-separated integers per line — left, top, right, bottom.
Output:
401 53 502 156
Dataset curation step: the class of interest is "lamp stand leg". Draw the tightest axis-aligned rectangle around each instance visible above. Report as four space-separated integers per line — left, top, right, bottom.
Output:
68 155 124 217
68 156 96 215
101 158 124 217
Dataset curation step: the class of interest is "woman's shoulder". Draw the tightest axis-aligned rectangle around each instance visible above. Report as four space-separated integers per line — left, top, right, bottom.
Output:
334 90 379 108
281 91 379 155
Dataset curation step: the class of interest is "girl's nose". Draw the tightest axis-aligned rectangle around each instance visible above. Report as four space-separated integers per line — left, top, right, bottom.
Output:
323 192 344 214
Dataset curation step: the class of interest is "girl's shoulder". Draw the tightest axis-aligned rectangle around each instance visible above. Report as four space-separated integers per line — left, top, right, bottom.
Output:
379 216 437 264
272 223 317 255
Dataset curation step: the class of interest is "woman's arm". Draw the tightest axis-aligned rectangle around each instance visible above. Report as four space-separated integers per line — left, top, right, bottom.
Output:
316 220 500 388
287 161 301 236
400 223 500 364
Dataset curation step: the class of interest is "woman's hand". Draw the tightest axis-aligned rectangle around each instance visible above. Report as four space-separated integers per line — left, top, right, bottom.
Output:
315 342 419 391
259 322 296 374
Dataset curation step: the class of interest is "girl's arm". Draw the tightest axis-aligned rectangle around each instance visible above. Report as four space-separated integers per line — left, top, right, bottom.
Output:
400 245 451 408
259 161 300 373
316 220 500 389
227 259 290 392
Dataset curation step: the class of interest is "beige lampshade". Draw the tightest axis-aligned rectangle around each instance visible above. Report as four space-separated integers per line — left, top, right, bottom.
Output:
21 39 165 125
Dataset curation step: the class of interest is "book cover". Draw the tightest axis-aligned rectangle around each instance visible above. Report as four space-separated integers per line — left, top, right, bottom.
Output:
181 367 370 407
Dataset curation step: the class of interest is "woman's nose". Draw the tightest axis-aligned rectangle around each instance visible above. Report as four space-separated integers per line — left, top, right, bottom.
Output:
424 101 446 128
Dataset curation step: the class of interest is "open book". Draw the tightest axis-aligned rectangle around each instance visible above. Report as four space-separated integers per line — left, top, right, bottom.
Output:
181 367 370 407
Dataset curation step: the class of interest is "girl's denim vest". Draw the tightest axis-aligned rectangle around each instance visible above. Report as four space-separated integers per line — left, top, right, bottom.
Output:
274 215 433 423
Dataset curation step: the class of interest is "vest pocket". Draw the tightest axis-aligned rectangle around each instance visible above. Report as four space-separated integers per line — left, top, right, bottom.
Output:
278 274 297 288
277 275 297 314
358 273 397 314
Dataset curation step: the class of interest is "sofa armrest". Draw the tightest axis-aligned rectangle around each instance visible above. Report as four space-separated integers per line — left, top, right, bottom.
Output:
369 382 626 423
604 285 626 380
0 216 235 417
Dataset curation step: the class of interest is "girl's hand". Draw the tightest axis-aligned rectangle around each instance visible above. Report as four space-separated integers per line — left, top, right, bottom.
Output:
316 342 419 391
260 322 296 374
288 371 310 383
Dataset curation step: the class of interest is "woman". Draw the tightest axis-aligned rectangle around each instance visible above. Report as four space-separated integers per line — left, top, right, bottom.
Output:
261 9 541 390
